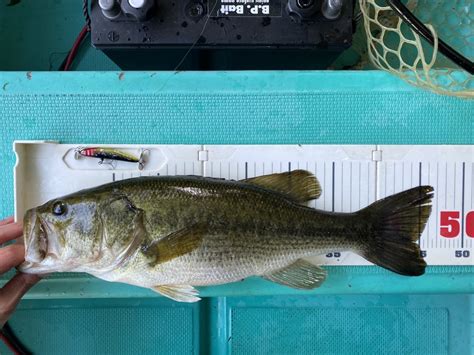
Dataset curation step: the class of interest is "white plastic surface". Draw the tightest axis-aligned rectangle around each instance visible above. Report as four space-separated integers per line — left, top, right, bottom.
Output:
14 142 474 266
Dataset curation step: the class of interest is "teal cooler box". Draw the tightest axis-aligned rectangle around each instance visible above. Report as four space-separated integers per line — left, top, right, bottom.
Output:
0 72 473 354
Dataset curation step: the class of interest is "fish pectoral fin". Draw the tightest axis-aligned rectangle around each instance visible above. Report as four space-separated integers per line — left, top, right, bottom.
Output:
152 285 201 303
143 224 205 266
262 259 327 290
241 170 321 203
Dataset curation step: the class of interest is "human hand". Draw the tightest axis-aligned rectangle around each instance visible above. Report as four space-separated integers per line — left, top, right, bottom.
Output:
0 217 40 328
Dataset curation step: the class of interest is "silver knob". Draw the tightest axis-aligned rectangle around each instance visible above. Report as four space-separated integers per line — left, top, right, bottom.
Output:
322 0 343 20
99 0 121 19
129 0 147 9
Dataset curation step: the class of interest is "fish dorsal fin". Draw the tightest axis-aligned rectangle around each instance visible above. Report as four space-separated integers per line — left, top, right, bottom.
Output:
242 170 321 203
142 225 205 266
262 259 327 289
152 285 201 302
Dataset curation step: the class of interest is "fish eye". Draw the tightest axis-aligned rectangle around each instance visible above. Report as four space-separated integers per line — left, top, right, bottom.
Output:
52 201 67 216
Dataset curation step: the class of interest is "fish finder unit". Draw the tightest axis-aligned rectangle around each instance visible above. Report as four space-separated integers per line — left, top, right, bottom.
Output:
90 0 356 70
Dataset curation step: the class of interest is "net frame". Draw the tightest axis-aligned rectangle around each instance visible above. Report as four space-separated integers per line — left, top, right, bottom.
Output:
359 0 473 98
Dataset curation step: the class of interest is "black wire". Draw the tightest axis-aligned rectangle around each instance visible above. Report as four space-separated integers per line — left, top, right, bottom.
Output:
58 51 71 71
387 0 474 75
0 322 32 355
63 30 91 71
83 0 91 31
58 0 90 71
57 1 91 71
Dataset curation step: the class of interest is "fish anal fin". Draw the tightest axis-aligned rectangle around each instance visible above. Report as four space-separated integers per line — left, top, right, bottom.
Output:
143 224 205 266
262 259 327 290
242 170 321 203
152 285 201 303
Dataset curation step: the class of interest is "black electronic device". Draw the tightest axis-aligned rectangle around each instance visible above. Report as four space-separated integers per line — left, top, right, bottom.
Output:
90 0 356 70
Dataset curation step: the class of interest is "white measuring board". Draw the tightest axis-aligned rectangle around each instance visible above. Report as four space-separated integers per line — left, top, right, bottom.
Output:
13 142 474 266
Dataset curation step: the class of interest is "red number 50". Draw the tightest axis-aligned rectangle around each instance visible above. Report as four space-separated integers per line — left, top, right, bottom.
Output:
440 211 474 238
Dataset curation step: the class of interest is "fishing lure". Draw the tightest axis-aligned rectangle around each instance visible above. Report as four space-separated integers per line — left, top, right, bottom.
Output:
75 147 147 170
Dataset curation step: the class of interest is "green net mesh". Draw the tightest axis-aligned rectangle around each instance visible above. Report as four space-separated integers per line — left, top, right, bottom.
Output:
358 0 473 98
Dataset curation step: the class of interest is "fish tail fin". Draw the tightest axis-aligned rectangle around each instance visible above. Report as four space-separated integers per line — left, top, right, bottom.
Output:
358 186 434 276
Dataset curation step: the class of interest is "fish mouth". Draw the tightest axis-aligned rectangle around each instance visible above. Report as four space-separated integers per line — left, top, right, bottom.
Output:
22 210 49 265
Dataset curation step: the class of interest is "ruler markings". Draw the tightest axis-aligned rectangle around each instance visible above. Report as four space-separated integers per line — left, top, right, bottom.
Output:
332 162 335 212
442 162 446 249
471 163 474 249
402 162 405 190
454 162 457 209
341 162 344 212
472 162 474 210
437 162 440 249
418 162 422 246
358 162 362 209
445 162 448 211
427 162 430 246
419 162 422 186
393 161 396 195
350 162 353 212
461 162 465 249
323 162 326 210
312 162 315 209
312 161 316 209
368 161 371 205
453 162 456 250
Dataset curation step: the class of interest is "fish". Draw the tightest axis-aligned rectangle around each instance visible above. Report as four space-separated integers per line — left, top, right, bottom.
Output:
19 170 433 302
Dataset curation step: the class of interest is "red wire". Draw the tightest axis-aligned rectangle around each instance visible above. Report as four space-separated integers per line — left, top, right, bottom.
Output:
64 25 89 71
0 333 21 355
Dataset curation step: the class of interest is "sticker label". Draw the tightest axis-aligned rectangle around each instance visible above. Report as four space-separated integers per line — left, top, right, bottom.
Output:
210 0 282 17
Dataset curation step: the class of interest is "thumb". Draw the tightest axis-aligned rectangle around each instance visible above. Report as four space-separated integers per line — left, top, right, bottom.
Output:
0 273 41 327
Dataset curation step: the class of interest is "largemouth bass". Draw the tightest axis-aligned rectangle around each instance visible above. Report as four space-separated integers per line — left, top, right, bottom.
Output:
20 171 433 302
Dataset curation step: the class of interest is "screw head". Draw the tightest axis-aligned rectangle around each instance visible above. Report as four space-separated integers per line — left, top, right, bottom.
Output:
188 3 204 18
297 0 314 9
107 31 120 42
